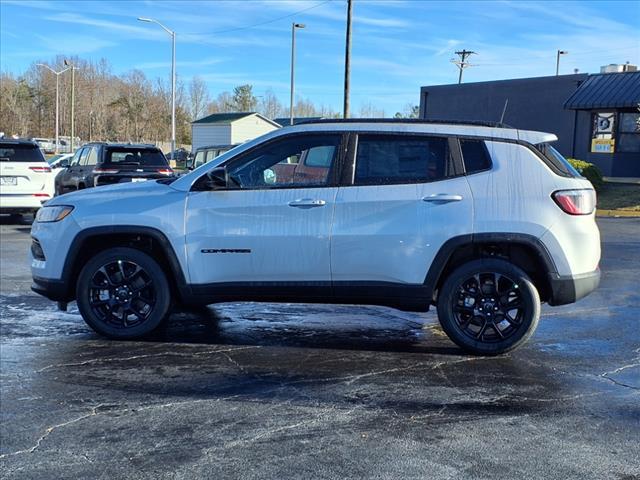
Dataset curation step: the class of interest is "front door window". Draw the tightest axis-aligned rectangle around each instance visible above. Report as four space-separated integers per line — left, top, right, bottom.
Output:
226 135 341 189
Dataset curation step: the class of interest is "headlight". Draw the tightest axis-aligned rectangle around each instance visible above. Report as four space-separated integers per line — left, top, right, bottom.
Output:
36 205 74 223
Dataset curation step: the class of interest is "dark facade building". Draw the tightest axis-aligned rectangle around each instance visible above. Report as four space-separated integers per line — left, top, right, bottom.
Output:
419 71 640 177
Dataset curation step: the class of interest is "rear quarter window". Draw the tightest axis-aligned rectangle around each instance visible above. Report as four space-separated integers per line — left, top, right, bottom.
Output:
0 143 45 162
460 139 492 174
533 143 579 177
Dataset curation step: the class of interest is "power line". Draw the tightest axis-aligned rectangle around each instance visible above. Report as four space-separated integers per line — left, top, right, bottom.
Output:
184 0 333 36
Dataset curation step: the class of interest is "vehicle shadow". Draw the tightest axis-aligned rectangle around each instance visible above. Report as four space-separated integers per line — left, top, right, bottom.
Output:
147 304 463 356
0 213 34 227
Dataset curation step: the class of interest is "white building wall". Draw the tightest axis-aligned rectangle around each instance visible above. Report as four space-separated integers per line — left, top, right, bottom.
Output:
191 124 232 150
230 115 279 144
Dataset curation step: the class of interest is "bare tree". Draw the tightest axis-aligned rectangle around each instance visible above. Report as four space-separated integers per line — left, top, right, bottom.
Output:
258 88 284 119
189 76 209 121
358 101 385 118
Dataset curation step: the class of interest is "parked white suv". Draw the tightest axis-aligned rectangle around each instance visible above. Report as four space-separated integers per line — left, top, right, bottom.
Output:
30 121 600 354
1 139 55 216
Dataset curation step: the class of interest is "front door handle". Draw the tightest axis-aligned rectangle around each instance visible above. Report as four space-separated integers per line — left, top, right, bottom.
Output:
422 194 463 203
288 198 326 208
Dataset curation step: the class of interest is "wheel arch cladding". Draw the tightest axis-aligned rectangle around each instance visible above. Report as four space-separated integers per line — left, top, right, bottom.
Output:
424 233 558 303
62 226 188 301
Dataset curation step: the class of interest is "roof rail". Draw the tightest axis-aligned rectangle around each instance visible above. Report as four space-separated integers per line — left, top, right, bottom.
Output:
296 118 513 128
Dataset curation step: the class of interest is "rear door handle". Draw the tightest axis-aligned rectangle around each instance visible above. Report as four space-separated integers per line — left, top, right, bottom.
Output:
422 194 463 203
288 198 326 208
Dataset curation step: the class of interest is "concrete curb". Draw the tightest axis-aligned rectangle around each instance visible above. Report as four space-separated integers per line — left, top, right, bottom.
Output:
596 209 640 218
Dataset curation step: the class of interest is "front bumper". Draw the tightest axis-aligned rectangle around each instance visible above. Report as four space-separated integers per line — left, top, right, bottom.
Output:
32 275 71 302
547 268 601 306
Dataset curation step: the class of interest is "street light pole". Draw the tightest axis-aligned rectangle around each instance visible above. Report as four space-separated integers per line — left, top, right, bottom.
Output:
64 59 76 152
138 17 176 163
36 64 70 154
556 50 568 76
290 23 305 126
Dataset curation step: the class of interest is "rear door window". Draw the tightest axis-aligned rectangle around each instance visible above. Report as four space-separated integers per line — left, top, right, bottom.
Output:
354 134 453 185
0 143 45 162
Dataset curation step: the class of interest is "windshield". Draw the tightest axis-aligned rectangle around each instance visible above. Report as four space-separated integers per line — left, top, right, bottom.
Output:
0 143 45 162
47 154 65 164
105 148 168 166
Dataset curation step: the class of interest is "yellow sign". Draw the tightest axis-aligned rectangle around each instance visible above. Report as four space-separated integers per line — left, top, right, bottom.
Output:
591 138 615 153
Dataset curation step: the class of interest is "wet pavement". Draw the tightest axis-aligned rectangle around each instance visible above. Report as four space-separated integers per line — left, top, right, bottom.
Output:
0 215 638 479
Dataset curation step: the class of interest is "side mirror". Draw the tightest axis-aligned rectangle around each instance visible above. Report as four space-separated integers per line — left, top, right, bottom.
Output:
186 156 194 170
205 167 227 189
60 160 69 168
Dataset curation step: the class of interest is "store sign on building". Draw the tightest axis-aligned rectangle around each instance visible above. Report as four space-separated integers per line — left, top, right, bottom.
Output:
591 138 616 153
591 112 616 153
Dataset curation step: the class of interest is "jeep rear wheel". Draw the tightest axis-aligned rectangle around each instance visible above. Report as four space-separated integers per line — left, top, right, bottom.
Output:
437 259 540 355
76 247 171 339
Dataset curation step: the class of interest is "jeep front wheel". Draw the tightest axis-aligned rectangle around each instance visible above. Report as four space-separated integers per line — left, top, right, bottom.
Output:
437 259 540 355
76 247 171 339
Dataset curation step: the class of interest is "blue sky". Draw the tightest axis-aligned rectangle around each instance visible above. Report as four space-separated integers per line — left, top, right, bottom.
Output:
1 0 639 114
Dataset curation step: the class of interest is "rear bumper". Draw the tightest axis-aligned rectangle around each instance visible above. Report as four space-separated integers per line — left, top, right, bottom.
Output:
547 268 600 306
0 194 50 212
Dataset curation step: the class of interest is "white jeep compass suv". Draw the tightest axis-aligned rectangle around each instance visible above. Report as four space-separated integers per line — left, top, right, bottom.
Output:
30 120 600 355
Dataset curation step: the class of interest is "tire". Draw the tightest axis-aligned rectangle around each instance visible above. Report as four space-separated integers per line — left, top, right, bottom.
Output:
76 247 172 339
437 259 540 355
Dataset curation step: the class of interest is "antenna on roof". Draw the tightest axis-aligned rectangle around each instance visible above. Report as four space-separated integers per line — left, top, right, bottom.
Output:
499 99 509 125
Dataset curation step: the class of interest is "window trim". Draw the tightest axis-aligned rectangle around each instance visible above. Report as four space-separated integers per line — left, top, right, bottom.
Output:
347 132 461 187
195 132 348 191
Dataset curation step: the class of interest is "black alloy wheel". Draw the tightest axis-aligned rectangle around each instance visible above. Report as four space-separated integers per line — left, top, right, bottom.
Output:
77 247 171 339
437 259 541 355
88 260 155 329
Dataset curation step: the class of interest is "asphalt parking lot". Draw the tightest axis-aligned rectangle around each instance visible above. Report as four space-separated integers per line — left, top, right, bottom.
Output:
0 216 638 480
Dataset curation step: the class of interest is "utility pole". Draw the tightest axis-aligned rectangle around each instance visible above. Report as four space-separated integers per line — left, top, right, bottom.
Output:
343 0 353 118
290 23 305 126
451 49 477 84
556 50 568 76
36 64 70 154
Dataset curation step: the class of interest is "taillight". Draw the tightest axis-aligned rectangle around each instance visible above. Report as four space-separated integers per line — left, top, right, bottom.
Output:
33 193 50 197
29 166 51 173
157 168 174 175
93 168 119 174
552 189 596 215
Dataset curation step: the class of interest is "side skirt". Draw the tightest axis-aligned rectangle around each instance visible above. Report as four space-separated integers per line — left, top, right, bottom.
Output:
185 281 431 312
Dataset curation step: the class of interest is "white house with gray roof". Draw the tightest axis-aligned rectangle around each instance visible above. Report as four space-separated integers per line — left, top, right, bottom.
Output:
191 112 280 150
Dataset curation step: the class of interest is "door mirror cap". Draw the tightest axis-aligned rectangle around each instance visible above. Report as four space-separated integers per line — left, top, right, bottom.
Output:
205 167 227 189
